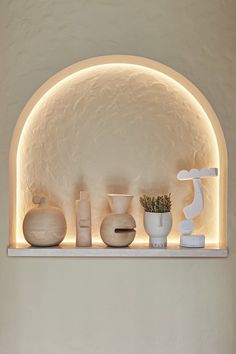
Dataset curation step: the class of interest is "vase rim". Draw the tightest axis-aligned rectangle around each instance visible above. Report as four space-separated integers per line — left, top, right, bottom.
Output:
144 211 171 214
107 194 133 197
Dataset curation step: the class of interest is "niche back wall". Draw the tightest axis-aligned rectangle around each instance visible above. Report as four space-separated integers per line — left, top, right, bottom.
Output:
17 62 219 244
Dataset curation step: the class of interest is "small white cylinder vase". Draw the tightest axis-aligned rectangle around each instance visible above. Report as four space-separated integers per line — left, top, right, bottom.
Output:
76 191 92 247
144 212 172 248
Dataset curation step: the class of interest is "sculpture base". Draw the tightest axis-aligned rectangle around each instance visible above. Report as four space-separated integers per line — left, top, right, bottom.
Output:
180 235 205 248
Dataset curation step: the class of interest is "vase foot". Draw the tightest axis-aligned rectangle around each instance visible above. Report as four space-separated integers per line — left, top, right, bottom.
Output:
150 240 167 248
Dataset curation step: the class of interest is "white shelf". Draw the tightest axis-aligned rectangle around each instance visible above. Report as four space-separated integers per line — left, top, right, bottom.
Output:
8 243 228 258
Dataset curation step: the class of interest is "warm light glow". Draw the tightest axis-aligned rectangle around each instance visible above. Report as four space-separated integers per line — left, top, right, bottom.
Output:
9 56 227 248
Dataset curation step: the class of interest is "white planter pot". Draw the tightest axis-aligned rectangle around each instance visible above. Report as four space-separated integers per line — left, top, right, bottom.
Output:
144 212 172 248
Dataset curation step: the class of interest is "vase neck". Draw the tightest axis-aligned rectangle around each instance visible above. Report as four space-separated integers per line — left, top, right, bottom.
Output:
107 194 133 214
32 196 49 208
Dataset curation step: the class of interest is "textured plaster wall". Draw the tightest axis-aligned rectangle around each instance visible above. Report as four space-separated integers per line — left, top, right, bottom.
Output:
18 63 219 244
1 1 236 354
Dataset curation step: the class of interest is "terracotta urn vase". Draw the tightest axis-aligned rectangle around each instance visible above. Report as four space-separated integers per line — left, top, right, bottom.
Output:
23 196 67 247
100 194 136 247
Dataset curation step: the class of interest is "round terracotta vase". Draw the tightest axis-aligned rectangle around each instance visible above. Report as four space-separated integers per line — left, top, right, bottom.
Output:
100 194 136 247
144 211 172 248
23 196 67 247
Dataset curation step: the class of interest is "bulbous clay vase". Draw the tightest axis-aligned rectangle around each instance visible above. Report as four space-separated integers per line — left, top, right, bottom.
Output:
100 194 136 247
23 196 67 247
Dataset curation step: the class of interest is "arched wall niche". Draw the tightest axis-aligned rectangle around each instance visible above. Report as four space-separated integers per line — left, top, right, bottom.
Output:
9 55 228 249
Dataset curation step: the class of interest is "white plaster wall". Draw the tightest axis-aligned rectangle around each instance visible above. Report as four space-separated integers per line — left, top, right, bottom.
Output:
1 1 236 354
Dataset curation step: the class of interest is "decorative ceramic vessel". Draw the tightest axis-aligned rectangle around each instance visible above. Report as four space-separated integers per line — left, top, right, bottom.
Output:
23 196 67 247
100 194 136 247
177 167 218 248
144 211 172 248
76 191 92 247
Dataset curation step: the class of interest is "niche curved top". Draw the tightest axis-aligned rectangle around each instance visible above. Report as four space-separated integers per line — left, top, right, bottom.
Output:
9 55 227 246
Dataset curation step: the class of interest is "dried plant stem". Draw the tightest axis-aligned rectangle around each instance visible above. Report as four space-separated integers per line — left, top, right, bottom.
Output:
140 194 171 213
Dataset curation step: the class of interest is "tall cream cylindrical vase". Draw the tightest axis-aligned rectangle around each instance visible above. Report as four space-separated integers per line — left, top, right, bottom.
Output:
100 194 136 247
144 211 172 248
76 191 92 247
23 196 67 247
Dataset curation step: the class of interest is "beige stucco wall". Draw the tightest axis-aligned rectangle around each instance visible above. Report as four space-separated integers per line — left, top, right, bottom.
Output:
16 62 220 245
1 1 235 354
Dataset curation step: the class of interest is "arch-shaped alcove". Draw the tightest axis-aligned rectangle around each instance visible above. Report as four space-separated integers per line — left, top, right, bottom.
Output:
9 55 228 256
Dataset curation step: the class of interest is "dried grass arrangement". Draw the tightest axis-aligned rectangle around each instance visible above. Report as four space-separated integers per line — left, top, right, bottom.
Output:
140 194 171 213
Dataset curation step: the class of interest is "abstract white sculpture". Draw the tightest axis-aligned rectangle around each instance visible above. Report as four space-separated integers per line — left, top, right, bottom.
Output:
177 168 218 247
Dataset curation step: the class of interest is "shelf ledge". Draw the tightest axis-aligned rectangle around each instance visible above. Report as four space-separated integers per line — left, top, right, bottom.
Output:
8 243 228 258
